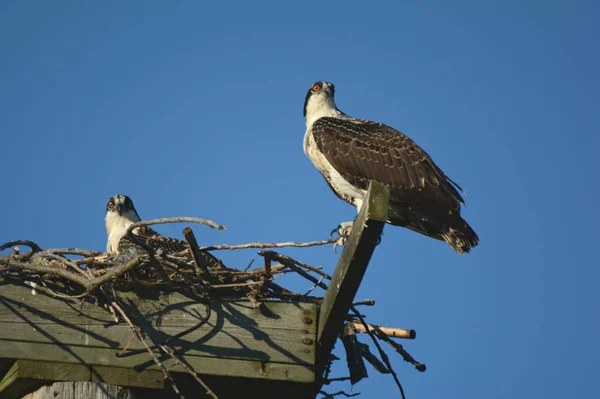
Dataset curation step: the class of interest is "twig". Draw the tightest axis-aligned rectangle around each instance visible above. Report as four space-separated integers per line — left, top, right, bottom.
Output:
260 258 272 294
376 334 426 372
183 227 216 283
86 256 147 293
351 321 416 340
1 256 92 288
323 376 352 384
44 248 104 257
303 275 325 297
260 251 328 290
0 240 41 253
352 299 375 307
155 341 219 399
126 217 226 236
208 277 280 289
111 302 185 399
34 251 92 279
243 259 254 272
200 237 338 251
319 390 361 398
259 251 332 280
351 307 406 399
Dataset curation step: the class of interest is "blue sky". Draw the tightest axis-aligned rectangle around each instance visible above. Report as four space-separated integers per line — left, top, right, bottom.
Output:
1 1 599 397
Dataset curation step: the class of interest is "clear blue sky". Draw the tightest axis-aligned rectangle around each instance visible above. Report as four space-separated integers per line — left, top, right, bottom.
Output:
1 1 598 398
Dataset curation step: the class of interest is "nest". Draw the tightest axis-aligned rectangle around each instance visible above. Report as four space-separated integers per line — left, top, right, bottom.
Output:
0 217 339 304
0 217 425 399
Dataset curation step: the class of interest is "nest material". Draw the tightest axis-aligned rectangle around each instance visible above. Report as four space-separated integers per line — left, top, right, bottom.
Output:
0 217 424 399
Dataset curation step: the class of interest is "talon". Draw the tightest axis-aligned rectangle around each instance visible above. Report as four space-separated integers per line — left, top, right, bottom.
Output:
331 221 353 252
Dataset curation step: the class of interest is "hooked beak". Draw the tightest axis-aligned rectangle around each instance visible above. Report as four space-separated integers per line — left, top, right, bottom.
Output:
116 203 124 216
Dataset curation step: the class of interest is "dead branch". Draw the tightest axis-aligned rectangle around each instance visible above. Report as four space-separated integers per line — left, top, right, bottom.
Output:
351 307 407 399
260 251 328 290
0 255 91 288
303 275 325 297
352 299 375 307
183 227 216 283
260 258 272 294
86 256 147 292
126 217 226 236
351 322 416 340
319 390 361 398
0 240 42 253
376 334 426 372
259 250 331 279
200 237 338 251
43 248 104 257
33 251 92 278
111 302 186 399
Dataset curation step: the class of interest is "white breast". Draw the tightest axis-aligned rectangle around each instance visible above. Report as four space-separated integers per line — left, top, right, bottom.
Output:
304 127 366 212
105 211 141 254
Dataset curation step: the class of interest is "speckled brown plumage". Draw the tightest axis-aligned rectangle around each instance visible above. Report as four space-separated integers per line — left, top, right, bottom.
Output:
311 117 479 253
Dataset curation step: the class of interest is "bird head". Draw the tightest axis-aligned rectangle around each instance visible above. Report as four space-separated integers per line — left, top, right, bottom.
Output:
303 81 339 126
105 194 141 236
106 194 137 216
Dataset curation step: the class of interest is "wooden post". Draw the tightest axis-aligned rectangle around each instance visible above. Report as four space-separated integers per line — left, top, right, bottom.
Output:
317 181 389 363
22 381 134 399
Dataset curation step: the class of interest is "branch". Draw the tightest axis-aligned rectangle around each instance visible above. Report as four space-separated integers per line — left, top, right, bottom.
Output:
260 251 328 290
0 255 91 289
351 307 406 399
42 248 104 257
86 256 146 292
33 251 92 279
260 250 331 279
351 321 416 340
0 240 41 253
111 302 185 399
183 227 217 283
200 237 337 251
376 334 426 372
126 217 226 236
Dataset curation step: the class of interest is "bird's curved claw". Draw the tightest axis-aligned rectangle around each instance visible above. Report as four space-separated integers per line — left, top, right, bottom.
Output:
332 222 353 253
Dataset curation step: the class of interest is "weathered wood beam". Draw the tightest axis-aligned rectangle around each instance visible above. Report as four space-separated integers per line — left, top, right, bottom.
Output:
317 181 389 358
0 283 317 384
0 359 163 398
26 381 135 399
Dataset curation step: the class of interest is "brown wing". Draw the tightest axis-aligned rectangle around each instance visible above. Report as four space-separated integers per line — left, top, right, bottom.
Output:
133 226 224 268
311 117 465 210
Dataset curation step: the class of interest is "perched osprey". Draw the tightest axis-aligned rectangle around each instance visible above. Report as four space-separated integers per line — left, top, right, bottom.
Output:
104 194 189 256
303 81 479 254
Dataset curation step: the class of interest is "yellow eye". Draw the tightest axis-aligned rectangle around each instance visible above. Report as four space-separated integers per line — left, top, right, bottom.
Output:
312 84 320 92
107 202 114 209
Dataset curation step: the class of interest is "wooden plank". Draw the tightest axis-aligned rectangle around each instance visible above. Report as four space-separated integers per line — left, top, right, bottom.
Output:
0 285 316 332
0 360 163 397
0 285 316 366
317 181 389 356
0 342 315 383
24 381 132 399
0 322 314 365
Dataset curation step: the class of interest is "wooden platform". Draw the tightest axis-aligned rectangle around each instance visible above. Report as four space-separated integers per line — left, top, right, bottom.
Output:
0 283 317 398
0 181 390 398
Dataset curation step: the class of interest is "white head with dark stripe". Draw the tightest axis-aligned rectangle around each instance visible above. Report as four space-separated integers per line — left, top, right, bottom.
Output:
105 194 141 254
304 81 345 128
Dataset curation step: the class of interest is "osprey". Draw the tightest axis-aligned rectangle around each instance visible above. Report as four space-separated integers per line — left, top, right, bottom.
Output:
303 81 479 254
104 194 224 275
105 194 189 256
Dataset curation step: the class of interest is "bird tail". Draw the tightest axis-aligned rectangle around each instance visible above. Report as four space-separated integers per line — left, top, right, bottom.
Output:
439 217 479 254
388 203 479 254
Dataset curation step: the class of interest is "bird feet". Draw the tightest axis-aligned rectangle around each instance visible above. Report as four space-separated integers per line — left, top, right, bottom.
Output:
331 221 353 252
